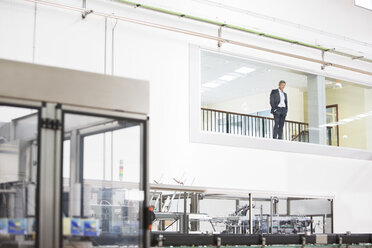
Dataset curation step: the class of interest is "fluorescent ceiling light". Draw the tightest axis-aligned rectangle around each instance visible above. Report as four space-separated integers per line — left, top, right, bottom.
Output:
356 113 368 118
203 81 220 88
235 66 256 74
342 118 353 123
218 74 238 81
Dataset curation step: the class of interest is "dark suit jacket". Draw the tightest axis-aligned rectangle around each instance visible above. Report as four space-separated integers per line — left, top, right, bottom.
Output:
270 89 288 114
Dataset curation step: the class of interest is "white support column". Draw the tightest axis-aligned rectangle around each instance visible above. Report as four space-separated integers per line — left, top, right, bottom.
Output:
307 75 327 145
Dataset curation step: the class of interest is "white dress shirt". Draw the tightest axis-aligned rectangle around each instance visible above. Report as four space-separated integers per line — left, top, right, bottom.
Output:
278 89 286 108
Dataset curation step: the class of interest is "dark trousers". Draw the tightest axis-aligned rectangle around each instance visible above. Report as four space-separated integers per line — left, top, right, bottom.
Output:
273 107 287 139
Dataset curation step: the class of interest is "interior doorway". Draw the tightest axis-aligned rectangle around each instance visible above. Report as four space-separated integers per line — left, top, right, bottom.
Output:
326 104 339 146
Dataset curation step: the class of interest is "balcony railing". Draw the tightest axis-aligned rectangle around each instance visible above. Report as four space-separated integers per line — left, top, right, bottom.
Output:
201 108 309 142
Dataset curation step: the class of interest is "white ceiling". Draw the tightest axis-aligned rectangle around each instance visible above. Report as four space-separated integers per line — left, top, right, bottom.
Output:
201 50 308 105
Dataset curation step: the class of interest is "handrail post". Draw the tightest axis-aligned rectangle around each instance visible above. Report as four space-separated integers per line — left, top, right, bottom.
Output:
226 113 230 134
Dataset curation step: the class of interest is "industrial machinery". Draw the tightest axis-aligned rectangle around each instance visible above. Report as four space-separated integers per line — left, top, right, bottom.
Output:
149 185 332 235
148 185 372 247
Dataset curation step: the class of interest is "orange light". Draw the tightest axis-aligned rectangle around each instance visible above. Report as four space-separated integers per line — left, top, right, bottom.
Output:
148 225 152 230
149 206 153 212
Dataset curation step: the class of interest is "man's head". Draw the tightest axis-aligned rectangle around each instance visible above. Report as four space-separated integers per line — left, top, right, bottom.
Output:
278 80 286 91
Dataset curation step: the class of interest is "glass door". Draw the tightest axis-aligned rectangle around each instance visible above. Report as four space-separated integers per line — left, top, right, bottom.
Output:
0 104 40 247
61 111 147 247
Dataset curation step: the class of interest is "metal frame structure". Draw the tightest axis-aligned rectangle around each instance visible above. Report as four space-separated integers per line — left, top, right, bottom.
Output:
0 59 150 248
149 184 334 236
151 232 372 247
18 0 372 76
60 107 150 247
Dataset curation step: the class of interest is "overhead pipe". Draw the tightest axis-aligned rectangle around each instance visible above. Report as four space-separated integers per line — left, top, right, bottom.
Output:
115 0 372 64
23 0 372 76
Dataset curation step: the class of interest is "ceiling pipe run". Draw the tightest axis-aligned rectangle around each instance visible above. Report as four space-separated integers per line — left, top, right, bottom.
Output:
115 0 372 64
23 0 372 77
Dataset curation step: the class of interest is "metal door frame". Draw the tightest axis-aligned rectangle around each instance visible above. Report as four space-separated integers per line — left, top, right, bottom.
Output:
60 105 150 248
0 97 43 247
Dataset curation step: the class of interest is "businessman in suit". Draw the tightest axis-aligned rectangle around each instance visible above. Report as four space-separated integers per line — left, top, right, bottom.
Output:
270 80 288 139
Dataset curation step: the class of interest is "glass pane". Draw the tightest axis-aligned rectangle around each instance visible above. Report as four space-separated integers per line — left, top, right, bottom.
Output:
326 80 372 150
62 113 143 247
200 50 372 151
0 106 39 247
201 50 309 142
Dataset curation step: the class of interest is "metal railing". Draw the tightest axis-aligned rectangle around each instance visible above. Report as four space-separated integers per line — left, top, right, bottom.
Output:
201 108 309 142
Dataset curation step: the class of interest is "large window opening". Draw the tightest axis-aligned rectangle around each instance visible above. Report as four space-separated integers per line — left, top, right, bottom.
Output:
199 50 372 151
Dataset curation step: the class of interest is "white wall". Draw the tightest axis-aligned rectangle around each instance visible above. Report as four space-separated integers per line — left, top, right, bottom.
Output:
1 0 372 233
366 89 372 150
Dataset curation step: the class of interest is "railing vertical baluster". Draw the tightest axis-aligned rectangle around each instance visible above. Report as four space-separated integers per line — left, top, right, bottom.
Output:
244 116 246 136
253 117 255 137
219 112 221 133
206 110 209 131
252 117 254 137
298 123 301 142
202 109 204 131
291 122 293 140
284 122 287 140
206 110 208 131
232 114 234 134
213 111 214 132
243 116 245 135
225 113 227 133
236 115 238 134
294 121 298 140
248 117 251 136
226 113 230 134
209 110 211 131
241 116 243 135
262 118 265 138
235 115 237 134
254 117 257 137
270 119 272 138
210 110 212 132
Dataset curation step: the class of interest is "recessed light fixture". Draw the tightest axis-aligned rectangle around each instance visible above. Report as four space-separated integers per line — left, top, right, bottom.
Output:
219 74 238 81
203 81 221 88
356 113 368 118
235 66 256 74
